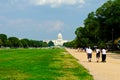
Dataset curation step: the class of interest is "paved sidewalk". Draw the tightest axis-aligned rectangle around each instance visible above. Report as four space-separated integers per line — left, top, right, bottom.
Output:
65 48 120 80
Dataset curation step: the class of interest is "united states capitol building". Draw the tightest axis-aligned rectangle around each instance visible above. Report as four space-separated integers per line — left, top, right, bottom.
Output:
43 32 70 46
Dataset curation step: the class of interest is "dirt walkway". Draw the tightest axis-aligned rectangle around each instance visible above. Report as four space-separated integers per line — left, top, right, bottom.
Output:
65 48 120 80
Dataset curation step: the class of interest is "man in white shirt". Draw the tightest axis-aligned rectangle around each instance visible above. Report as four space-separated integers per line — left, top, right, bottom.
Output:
101 49 107 62
86 47 93 62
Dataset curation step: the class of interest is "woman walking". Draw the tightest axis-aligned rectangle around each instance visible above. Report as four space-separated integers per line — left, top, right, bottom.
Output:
96 48 100 62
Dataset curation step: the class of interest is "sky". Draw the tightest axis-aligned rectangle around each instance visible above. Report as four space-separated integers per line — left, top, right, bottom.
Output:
0 0 108 40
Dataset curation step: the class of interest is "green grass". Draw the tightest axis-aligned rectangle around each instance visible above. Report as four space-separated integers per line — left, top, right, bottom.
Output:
0 48 93 80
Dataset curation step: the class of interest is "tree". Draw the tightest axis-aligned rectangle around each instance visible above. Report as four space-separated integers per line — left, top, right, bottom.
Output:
63 40 76 48
5 40 12 47
84 12 100 43
75 26 93 47
96 0 120 41
48 41 54 47
42 42 48 47
0 39 2 47
74 0 120 49
0 34 7 47
20 39 28 48
20 39 30 48
8 37 20 48
0 34 49 48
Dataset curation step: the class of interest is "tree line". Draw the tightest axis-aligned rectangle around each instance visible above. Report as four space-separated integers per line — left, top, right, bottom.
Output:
64 0 120 50
0 34 54 48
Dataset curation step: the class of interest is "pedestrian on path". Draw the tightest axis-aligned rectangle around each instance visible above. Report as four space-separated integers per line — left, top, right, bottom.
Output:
95 48 100 62
101 48 107 62
86 47 93 62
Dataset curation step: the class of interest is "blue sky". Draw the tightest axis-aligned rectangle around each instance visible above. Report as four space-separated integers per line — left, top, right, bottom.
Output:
0 0 107 40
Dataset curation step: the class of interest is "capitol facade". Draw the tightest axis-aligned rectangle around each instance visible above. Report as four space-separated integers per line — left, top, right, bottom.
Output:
43 32 70 46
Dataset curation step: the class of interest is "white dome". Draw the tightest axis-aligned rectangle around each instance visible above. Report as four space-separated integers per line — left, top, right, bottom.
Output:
58 33 62 39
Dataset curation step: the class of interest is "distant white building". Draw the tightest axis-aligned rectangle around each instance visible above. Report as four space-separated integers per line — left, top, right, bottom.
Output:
43 32 70 46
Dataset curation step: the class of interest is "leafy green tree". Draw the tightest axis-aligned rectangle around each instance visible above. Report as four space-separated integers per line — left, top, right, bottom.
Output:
48 41 54 47
84 12 100 43
0 39 2 47
5 40 12 47
74 0 120 49
20 39 31 48
8 37 20 48
29 40 47 47
0 34 7 47
0 34 48 48
75 26 93 47
96 0 120 41
63 40 76 48
20 39 28 48
42 42 48 47
30 40 38 47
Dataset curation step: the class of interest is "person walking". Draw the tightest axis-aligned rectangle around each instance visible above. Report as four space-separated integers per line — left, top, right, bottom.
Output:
101 48 107 62
96 48 100 62
86 47 93 62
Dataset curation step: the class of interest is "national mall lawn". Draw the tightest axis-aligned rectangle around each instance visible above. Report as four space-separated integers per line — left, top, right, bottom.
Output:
0 48 93 80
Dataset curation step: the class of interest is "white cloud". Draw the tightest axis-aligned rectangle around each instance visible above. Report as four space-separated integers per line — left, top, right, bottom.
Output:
79 0 85 4
32 0 85 7
1 0 85 8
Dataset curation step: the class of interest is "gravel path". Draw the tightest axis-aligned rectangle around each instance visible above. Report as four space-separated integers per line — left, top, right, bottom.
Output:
65 48 120 80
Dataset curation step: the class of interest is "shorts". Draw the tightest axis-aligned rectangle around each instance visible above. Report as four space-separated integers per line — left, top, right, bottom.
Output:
87 53 92 59
96 53 100 58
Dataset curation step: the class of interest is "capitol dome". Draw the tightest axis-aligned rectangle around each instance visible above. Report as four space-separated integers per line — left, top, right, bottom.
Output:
58 32 63 40
43 32 70 46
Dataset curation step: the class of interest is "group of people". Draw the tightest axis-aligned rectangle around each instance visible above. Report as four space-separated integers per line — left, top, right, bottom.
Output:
86 47 107 62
